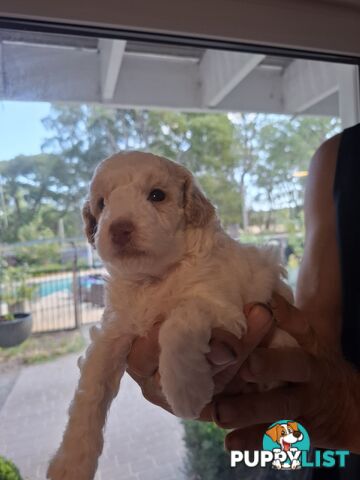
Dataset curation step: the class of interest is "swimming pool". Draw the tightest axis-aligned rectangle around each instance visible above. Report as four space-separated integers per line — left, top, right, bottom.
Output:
36 278 72 298
35 275 104 298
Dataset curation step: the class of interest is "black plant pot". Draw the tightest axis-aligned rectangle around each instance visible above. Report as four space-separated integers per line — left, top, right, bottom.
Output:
0 313 32 348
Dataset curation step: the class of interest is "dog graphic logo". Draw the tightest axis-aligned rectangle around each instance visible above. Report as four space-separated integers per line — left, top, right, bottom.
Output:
263 420 310 470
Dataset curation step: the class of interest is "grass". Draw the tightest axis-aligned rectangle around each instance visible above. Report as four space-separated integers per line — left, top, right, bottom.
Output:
0 330 86 366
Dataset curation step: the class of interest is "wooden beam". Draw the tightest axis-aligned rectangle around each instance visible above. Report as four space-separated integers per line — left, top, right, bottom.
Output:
282 59 339 113
200 51 265 107
99 39 126 101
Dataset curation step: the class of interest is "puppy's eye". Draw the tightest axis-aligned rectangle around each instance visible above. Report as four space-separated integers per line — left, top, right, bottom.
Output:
281 430 286 436
148 189 166 202
98 198 105 211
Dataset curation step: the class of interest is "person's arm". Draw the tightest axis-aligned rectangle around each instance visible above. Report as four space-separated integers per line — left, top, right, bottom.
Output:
295 134 342 344
214 133 360 453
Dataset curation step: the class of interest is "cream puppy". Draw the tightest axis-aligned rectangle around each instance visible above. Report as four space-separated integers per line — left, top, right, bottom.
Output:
47 152 294 480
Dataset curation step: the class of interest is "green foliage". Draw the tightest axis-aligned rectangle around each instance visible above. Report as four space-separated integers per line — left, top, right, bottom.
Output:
28 263 73 276
183 421 238 480
254 116 340 214
0 263 38 309
15 243 61 268
0 456 23 480
182 421 288 480
0 105 341 244
181 421 273 480
0 313 15 322
0 330 85 365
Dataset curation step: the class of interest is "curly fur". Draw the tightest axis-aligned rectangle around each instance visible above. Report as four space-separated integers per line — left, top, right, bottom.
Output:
47 152 295 480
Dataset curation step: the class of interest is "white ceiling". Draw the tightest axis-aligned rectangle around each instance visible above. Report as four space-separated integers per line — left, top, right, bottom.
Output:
0 29 348 117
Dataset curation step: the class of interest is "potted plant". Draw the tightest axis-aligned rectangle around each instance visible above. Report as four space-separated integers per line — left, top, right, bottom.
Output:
0 261 35 348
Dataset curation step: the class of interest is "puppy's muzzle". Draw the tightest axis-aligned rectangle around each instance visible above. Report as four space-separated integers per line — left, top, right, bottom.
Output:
110 220 134 248
293 431 302 439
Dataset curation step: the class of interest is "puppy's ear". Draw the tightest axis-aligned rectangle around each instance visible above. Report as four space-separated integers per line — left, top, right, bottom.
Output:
183 175 215 228
265 425 279 443
288 421 298 432
82 200 97 248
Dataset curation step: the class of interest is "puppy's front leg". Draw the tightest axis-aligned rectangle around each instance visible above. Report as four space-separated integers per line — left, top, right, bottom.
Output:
47 311 133 480
158 299 244 420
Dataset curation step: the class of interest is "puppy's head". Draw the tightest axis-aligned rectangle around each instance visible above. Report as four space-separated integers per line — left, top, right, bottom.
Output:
83 152 215 277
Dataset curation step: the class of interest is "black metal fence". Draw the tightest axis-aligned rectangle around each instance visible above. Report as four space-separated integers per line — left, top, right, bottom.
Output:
0 239 105 332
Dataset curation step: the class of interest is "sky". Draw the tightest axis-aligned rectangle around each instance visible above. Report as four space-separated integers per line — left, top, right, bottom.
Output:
0 101 51 160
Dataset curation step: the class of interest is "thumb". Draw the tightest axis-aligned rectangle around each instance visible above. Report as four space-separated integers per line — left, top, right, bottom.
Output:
269 293 318 351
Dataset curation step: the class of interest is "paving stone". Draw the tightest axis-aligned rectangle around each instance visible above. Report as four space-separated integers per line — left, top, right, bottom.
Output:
0 351 186 479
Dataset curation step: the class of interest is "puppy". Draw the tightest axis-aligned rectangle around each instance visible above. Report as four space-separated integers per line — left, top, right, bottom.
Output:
48 152 295 480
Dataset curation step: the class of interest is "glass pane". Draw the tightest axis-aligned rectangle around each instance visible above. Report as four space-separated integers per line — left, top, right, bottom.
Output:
0 27 356 480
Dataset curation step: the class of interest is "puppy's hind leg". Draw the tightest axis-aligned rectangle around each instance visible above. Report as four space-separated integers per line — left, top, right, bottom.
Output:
47 311 134 480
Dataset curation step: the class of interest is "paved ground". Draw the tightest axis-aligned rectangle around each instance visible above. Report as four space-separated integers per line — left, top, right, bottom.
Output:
0 351 186 480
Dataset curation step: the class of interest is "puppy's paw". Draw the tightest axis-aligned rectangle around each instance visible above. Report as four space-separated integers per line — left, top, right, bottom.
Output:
162 363 214 419
159 321 214 419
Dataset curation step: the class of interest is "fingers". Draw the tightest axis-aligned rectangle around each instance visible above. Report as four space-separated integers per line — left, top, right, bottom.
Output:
210 305 275 392
225 424 268 451
212 386 303 430
239 347 314 384
127 369 172 413
207 330 238 368
127 322 162 377
237 304 275 363
269 294 318 352
198 403 214 422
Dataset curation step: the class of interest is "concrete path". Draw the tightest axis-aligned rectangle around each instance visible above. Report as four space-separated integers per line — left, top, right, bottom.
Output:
0 353 186 480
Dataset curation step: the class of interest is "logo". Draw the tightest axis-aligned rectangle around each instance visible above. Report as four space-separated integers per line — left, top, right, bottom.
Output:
231 420 349 471
263 420 310 470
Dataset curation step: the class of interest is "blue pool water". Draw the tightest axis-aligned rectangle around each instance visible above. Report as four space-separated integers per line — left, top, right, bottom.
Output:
35 275 103 298
37 278 72 297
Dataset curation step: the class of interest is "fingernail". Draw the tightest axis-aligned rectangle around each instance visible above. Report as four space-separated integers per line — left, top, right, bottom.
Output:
243 303 257 317
248 352 263 375
208 341 237 366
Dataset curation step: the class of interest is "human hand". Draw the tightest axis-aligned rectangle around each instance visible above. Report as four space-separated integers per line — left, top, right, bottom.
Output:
213 295 360 453
126 304 275 419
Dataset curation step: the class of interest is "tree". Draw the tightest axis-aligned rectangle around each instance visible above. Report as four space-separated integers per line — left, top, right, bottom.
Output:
0 154 65 242
0 104 341 244
41 106 244 229
254 116 340 228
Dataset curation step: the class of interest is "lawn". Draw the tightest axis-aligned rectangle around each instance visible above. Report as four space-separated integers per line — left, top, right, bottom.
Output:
0 330 85 367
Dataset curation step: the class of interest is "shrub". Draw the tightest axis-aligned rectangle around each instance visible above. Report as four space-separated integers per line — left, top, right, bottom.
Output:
0 456 23 480
16 243 61 267
183 421 239 480
183 421 295 480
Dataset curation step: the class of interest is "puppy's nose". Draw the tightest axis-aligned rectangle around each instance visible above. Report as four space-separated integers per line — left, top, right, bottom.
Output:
293 431 301 438
109 220 134 248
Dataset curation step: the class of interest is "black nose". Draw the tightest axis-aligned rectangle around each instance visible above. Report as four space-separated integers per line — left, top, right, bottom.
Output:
109 220 134 248
293 431 301 438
